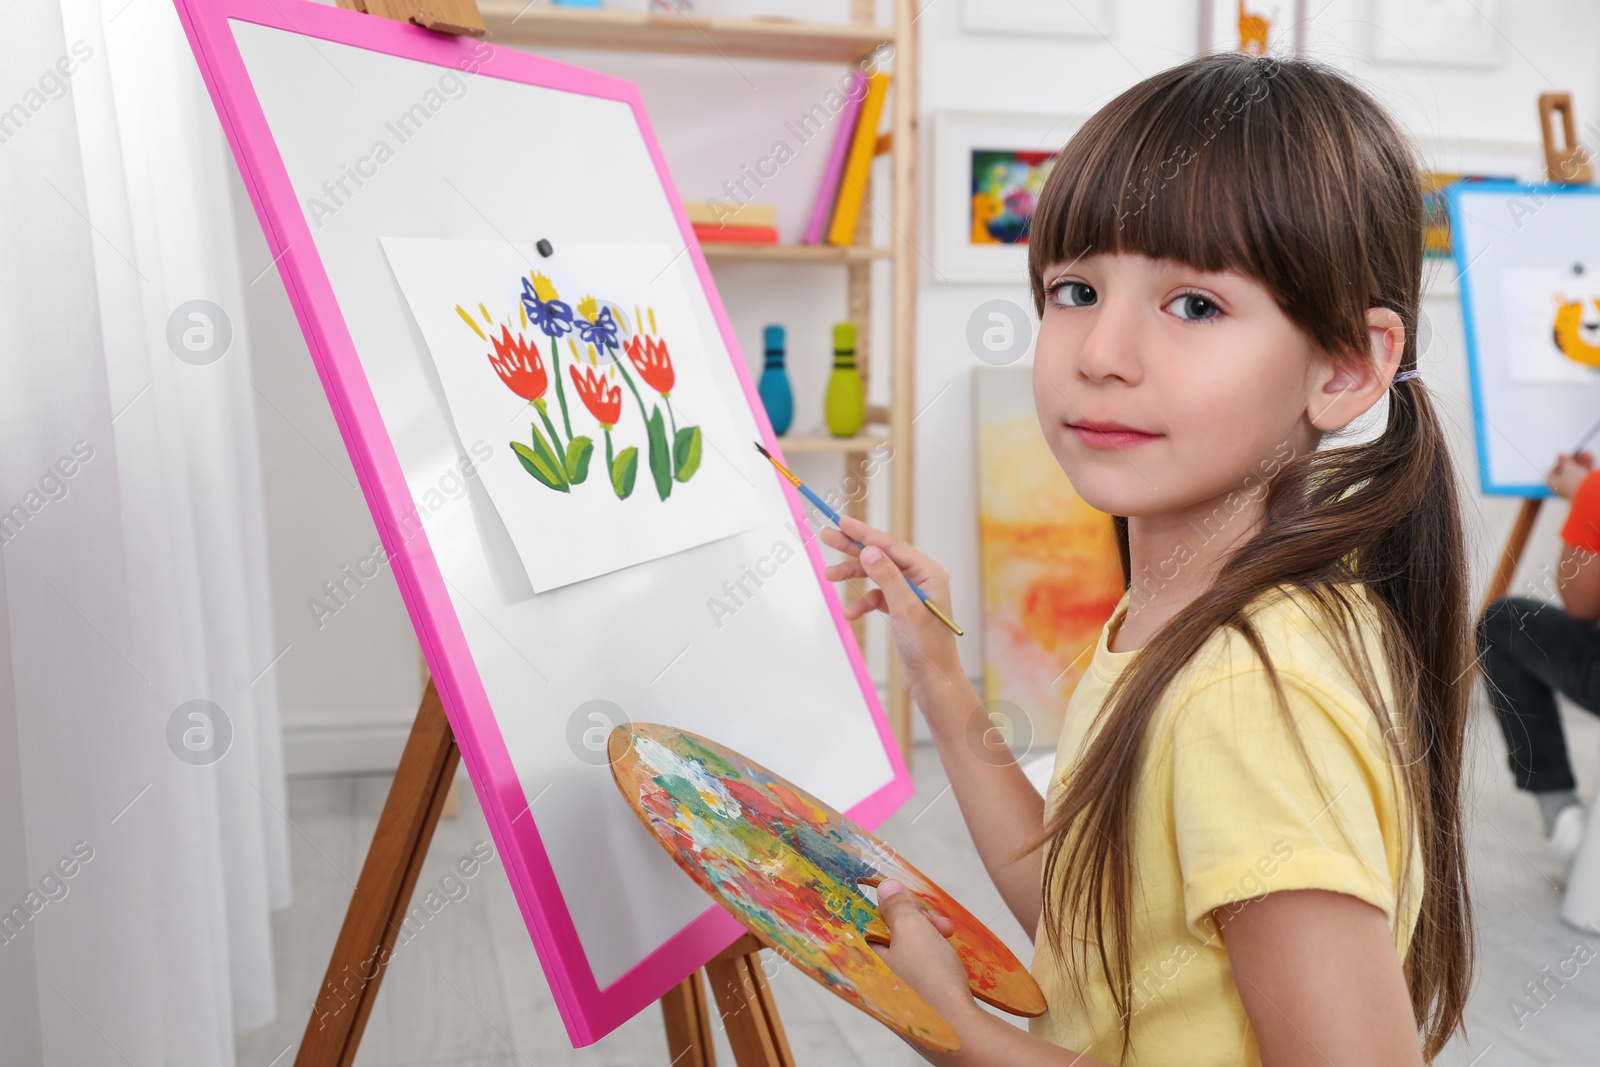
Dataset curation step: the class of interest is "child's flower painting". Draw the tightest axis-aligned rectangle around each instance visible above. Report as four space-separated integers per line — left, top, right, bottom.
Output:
382 237 763 592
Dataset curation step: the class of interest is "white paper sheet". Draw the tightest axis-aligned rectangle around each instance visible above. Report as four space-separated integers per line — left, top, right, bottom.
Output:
381 237 765 592
1497 263 1600 385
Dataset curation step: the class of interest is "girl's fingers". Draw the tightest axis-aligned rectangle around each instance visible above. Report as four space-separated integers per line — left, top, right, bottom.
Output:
820 526 861 557
846 588 888 621
825 560 867 582
838 514 944 583
837 513 897 550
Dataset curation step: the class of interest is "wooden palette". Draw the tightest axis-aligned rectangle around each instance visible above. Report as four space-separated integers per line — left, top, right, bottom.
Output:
608 723 1046 1052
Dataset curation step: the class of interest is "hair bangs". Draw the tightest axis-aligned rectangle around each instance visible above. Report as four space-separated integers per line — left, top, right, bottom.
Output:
1027 54 1385 363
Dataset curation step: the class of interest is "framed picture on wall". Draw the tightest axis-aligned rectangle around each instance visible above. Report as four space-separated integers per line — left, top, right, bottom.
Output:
1370 0 1505 67
1198 0 1307 56
961 0 1115 37
933 111 1085 285
1410 134 1542 292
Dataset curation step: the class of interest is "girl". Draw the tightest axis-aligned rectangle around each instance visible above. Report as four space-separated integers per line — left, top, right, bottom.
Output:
822 52 1473 1065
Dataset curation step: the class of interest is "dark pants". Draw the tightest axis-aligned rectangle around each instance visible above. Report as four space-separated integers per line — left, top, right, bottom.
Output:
1477 596 1600 794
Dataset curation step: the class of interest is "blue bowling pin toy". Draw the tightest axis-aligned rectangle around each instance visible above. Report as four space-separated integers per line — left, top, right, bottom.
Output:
757 323 795 436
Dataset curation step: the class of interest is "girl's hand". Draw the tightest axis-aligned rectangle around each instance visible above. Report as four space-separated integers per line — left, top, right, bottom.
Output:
1547 452 1595 499
871 880 978 1025
820 514 961 704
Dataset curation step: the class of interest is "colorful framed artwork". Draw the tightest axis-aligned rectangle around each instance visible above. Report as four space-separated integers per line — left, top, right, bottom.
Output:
933 111 1084 284
1412 134 1541 287
1423 173 1514 259
174 0 912 1046
1198 0 1307 56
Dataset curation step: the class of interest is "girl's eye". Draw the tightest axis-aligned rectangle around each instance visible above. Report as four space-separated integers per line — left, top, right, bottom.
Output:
1048 280 1097 308
1168 292 1222 322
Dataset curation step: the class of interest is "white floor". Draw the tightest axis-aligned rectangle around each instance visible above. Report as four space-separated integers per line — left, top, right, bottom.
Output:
237 697 1600 1067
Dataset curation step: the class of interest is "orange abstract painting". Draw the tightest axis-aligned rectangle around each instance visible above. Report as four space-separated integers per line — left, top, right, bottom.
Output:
974 368 1124 749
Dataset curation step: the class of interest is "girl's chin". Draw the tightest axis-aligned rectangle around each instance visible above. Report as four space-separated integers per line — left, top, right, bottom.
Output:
1057 476 1135 516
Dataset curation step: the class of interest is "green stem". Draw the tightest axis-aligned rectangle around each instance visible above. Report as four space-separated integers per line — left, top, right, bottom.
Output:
664 395 678 438
550 336 574 440
611 343 652 424
533 398 565 456
604 426 615 471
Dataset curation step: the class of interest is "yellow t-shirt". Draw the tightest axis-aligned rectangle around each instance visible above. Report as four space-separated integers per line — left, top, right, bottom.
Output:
1028 581 1423 1065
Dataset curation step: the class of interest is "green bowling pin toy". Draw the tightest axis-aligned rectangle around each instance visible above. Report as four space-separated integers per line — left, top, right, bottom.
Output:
825 321 865 437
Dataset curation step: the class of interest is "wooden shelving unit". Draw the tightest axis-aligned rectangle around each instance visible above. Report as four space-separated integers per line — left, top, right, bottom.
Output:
479 2 890 62
484 0 920 758
700 242 893 264
774 432 891 454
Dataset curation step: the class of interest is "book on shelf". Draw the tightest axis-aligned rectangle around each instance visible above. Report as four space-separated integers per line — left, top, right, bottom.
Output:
826 71 891 247
691 222 778 245
683 200 776 229
803 69 868 246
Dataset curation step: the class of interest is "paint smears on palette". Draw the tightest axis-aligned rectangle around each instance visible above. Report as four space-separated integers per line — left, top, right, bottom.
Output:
608 723 1046 1053
381 237 765 593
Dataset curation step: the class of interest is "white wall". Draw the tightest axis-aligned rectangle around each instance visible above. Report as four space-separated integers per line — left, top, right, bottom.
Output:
236 0 1600 773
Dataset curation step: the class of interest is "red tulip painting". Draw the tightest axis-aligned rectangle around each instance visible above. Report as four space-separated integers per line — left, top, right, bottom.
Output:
451 272 705 502
621 305 700 500
566 355 635 500
568 362 621 428
625 331 674 395
456 301 593 494
381 236 765 593
579 296 700 502
487 324 547 403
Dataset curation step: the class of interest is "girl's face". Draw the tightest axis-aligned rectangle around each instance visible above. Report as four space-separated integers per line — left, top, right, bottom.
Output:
1032 251 1326 519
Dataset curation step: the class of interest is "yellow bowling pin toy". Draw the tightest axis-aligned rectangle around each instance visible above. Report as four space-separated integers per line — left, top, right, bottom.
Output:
825 321 865 437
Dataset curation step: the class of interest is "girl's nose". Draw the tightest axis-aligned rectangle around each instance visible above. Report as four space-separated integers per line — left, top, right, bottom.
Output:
1075 296 1142 385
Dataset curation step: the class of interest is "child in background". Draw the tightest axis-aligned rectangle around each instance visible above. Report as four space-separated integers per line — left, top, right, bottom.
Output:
823 52 1473 1065
1478 448 1600 876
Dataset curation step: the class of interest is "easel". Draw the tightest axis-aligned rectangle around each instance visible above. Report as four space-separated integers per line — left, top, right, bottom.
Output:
294 680 795 1066
1476 92 1595 615
295 3 797 1063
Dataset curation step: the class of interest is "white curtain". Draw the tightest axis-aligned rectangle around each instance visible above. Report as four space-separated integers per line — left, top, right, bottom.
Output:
1 0 290 1063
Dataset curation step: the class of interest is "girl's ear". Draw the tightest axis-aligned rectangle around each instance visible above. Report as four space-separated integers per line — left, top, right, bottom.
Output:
1305 307 1405 433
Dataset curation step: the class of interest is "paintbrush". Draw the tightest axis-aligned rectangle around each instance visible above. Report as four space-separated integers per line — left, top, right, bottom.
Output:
753 441 963 636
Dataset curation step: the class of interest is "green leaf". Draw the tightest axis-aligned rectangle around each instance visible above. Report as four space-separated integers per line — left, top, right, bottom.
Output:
530 423 569 484
511 440 569 492
672 425 702 482
645 404 672 501
513 424 570 492
565 435 594 484
611 446 639 499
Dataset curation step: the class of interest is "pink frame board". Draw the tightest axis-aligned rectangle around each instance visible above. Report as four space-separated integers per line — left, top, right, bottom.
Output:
172 0 912 1045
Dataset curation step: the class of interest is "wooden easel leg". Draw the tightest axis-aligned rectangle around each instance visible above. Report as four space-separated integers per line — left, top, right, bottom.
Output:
295 681 459 1067
1480 498 1544 618
441 778 461 820
703 935 797 1067
661 970 718 1067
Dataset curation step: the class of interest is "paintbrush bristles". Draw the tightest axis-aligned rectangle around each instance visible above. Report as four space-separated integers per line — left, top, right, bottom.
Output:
753 440 803 487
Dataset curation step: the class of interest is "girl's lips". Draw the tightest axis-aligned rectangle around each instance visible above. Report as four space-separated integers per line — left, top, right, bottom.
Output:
1069 424 1163 449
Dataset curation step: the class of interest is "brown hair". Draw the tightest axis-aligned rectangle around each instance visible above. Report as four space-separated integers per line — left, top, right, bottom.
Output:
1024 53 1473 1060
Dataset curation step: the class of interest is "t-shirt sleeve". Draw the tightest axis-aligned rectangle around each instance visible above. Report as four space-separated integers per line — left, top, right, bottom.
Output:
1561 470 1600 554
1169 667 1400 944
